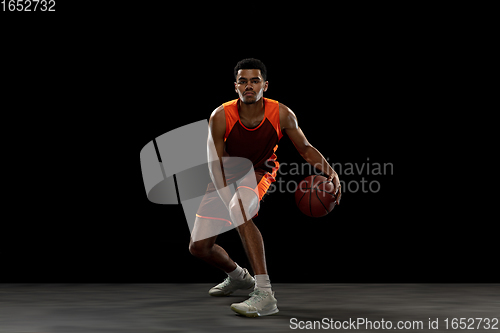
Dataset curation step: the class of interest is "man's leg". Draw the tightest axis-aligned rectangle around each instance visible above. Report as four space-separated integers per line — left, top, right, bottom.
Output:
237 219 267 274
229 190 268 275
228 187 279 317
189 217 236 273
189 217 255 296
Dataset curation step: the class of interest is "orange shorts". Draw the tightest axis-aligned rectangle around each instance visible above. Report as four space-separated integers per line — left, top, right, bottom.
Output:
196 168 276 225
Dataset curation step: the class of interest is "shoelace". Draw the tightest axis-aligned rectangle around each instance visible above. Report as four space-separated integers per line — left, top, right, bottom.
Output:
244 290 267 305
220 277 232 288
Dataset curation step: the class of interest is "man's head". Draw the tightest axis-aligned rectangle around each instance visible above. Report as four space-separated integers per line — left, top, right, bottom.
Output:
234 58 268 104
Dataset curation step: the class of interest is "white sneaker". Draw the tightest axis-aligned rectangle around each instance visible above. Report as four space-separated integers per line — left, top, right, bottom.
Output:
230 289 279 317
208 268 255 297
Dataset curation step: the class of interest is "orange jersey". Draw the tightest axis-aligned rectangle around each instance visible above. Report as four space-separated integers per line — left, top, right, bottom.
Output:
196 98 282 224
222 97 282 172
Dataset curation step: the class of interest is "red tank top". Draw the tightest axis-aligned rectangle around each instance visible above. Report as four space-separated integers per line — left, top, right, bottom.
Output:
222 98 282 173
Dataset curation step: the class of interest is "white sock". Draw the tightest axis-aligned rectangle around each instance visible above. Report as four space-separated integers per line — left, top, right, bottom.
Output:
255 274 272 293
227 263 246 281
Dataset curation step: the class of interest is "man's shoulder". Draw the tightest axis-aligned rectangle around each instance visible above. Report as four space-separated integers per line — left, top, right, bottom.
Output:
210 105 225 123
222 99 239 108
278 102 294 119
278 102 291 113
278 102 297 130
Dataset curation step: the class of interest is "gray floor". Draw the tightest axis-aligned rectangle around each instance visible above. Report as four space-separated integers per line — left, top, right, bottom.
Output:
0 284 499 332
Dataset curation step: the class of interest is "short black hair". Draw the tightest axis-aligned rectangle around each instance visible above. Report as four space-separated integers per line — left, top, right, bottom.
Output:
234 58 267 81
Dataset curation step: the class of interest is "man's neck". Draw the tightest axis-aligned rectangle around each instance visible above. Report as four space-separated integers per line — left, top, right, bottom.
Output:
238 98 265 116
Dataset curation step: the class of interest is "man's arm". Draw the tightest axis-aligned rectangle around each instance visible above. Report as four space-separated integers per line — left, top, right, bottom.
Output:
279 103 341 204
207 105 233 209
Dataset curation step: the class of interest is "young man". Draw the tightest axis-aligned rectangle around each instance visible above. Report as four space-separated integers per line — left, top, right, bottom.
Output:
189 58 341 317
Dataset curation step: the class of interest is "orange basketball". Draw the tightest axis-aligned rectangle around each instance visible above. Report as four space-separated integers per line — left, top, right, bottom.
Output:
295 175 338 217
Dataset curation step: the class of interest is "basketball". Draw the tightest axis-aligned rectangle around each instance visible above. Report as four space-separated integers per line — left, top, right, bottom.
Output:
295 175 338 217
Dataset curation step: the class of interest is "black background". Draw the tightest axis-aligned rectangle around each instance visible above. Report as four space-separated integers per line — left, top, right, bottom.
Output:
1 7 494 283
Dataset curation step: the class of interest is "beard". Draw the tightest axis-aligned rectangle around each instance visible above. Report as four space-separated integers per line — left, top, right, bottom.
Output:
241 95 258 104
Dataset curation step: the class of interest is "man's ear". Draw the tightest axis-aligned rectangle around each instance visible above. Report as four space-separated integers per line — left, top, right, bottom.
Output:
263 81 269 92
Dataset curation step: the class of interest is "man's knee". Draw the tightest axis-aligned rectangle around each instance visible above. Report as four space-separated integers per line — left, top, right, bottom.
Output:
228 190 258 224
189 240 212 258
228 198 241 217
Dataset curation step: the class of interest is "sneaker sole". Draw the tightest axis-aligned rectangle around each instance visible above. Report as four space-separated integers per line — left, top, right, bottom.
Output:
230 305 279 318
209 290 232 297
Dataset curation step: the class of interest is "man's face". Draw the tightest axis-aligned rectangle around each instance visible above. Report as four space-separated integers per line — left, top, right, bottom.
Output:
234 69 268 104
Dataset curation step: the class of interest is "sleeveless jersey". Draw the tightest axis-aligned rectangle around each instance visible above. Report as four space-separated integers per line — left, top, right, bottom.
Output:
222 98 283 174
195 97 282 224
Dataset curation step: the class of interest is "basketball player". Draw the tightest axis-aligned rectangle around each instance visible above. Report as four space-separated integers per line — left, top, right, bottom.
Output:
189 58 341 317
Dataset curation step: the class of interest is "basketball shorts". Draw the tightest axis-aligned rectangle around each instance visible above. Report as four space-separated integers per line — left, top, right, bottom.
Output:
196 168 276 226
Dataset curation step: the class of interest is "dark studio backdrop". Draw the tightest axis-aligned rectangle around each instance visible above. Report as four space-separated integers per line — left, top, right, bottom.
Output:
2 9 494 283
